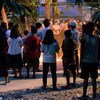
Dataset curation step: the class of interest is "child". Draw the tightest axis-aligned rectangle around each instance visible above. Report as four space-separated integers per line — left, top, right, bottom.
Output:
22 30 29 67
62 30 76 88
25 25 41 78
41 29 59 90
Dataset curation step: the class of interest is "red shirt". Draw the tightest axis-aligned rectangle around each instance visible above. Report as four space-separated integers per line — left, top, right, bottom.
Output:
25 35 40 59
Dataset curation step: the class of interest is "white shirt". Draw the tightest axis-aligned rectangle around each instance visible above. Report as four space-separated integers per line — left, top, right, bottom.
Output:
5 30 11 38
40 41 59 63
7 37 23 55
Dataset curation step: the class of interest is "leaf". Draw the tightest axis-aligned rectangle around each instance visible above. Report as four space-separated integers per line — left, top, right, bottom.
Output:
0 0 5 12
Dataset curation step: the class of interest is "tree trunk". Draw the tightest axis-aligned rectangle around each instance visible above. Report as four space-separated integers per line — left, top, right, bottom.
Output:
77 5 83 14
25 16 29 30
52 0 58 24
1 6 8 28
45 0 50 19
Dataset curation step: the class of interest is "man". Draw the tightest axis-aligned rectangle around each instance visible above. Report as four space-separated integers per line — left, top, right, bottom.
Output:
70 22 79 74
35 18 50 41
80 22 99 99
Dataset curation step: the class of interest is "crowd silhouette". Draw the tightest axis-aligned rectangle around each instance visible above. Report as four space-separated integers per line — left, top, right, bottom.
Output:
0 18 100 99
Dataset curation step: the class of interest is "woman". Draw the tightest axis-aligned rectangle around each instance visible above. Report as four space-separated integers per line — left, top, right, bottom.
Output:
7 26 23 78
41 29 59 90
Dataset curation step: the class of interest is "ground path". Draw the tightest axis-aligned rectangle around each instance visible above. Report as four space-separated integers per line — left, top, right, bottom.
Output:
0 58 100 100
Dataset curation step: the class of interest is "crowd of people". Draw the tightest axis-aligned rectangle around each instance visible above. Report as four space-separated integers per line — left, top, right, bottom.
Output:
0 18 100 99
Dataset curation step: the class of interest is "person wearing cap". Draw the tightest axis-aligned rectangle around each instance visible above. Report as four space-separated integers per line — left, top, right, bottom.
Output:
70 22 79 75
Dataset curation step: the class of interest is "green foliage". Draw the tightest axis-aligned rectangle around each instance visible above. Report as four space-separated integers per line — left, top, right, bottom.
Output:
0 0 32 18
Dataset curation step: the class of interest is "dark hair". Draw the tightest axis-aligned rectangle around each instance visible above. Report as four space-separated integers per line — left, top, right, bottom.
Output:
82 24 87 34
12 24 18 29
1 22 7 30
31 25 37 35
8 22 14 29
36 22 42 29
70 25 76 29
0 26 7 52
85 22 94 35
24 30 29 36
0 26 6 38
43 18 50 27
42 29 54 45
10 27 19 38
64 30 72 39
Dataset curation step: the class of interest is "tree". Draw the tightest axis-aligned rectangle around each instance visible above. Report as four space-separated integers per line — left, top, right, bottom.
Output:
52 0 58 24
45 0 51 19
0 0 31 27
75 0 83 14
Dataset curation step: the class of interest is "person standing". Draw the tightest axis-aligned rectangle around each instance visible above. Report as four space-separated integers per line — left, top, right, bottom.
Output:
35 18 50 41
35 22 43 72
0 26 9 84
70 22 79 74
7 26 23 78
62 30 76 88
22 30 29 67
5 22 14 38
25 25 41 78
41 29 59 90
80 22 99 99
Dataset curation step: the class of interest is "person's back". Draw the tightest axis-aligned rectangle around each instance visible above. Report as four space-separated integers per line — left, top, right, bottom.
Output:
25 35 40 59
80 22 99 99
0 26 9 84
40 29 59 90
81 34 99 63
62 30 76 87
41 40 59 63
62 38 75 64
35 18 50 41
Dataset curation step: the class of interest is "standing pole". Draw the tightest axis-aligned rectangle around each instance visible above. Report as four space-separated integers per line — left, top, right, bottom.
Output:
52 0 58 24
45 0 51 19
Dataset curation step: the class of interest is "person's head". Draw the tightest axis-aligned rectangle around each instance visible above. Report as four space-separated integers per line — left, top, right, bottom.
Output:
12 24 19 30
42 29 54 45
24 30 29 36
31 25 37 35
10 27 19 38
68 23 71 29
1 22 7 30
64 30 72 39
85 22 94 35
35 22 42 29
0 26 5 37
54 20 59 25
70 22 76 29
8 22 14 29
43 18 50 27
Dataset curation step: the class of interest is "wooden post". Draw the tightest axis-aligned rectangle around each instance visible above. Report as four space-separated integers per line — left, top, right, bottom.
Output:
52 0 58 24
45 0 51 19
1 6 8 28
